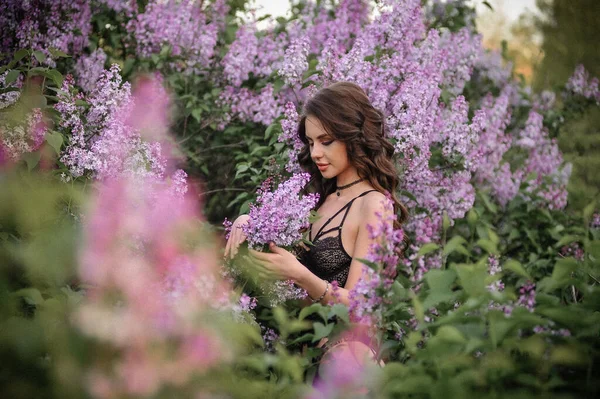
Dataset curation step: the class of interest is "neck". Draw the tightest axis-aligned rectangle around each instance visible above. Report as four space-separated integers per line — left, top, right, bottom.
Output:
336 169 361 187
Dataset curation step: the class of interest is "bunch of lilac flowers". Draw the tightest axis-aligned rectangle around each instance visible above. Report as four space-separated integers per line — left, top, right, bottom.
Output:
127 0 227 74
564 65 600 102
55 65 167 181
278 101 303 173
238 173 318 306
243 172 319 250
73 48 107 93
0 108 47 163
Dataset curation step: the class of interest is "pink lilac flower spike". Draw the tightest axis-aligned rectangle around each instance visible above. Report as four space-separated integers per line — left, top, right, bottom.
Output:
279 102 303 173
516 282 536 312
0 108 48 162
242 173 319 250
74 48 107 93
591 212 600 230
564 65 600 103
76 174 233 398
278 35 310 87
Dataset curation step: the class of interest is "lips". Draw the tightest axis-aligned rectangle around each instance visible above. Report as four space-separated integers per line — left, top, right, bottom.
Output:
316 163 329 171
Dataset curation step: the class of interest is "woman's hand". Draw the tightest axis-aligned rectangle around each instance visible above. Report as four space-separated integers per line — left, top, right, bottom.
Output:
224 214 250 259
248 242 305 281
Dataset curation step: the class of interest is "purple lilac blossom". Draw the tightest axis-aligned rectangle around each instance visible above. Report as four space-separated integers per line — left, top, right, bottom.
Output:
0 108 47 162
56 65 166 180
516 281 536 312
533 324 571 337
128 0 226 74
265 280 308 307
261 327 279 352
242 173 319 249
0 71 21 109
278 102 303 173
96 0 138 15
278 36 310 86
560 243 585 261
0 0 91 67
218 85 283 127
591 213 600 229
486 255 504 293
74 48 107 92
564 65 600 102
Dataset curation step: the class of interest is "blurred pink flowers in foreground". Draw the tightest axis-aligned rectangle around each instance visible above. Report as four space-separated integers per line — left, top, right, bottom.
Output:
73 74 234 398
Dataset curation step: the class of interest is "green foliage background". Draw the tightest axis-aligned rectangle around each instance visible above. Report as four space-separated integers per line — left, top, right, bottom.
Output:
533 0 600 210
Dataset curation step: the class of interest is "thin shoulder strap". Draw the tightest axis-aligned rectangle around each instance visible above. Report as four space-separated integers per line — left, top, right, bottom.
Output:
313 190 378 240
338 190 378 227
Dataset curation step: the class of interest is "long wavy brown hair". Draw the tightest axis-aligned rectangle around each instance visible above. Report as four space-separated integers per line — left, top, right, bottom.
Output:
297 82 408 228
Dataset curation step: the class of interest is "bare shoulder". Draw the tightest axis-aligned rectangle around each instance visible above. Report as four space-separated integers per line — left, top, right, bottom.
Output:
358 190 388 218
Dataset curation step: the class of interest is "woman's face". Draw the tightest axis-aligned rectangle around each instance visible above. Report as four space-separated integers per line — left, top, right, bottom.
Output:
304 116 353 180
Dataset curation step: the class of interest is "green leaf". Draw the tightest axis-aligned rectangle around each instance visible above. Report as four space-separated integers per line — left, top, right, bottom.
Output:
273 78 285 93
22 151 41 171
488 311 516 348
554 235 582 248
503 259 531 279
5 69 20 85
45 131 63 155
327 303 350 324
48 48 71 58
467 209 478 226
423 269 456 308
312 322 334 342
454 263 488 297
13 288 44 305
544 257 578 291
443 236 468 256
442 210 451 232
435 325 466 344
264 123 275 139
479 191 497 214
45 69 63 87
33 50 47 63
583 200 596 225
417 243 440 257
191 108 202 122
476 238 498 254
299 303 327 322
13 48 30 63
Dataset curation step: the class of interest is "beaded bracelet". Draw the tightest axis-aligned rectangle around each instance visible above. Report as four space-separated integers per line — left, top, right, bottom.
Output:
312 280 330 304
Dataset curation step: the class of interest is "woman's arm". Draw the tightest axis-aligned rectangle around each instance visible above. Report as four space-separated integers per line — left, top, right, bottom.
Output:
250 194 392 306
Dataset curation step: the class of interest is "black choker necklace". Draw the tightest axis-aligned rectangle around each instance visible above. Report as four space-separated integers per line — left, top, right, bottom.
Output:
335 178 364 196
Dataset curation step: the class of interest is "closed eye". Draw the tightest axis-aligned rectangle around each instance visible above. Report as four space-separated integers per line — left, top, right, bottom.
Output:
322 140 334 146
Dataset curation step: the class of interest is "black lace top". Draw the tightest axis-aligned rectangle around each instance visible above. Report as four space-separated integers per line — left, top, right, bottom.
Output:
298 190 377 287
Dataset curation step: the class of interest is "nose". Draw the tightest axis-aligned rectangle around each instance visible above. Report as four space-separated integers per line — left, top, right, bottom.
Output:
311 143 323 161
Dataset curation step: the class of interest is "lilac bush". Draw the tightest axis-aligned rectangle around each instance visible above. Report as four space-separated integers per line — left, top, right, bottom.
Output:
56 65 168 180
0 0 92 67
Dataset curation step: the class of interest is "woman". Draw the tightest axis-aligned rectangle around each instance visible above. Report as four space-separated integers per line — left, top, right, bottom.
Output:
225 82 407 307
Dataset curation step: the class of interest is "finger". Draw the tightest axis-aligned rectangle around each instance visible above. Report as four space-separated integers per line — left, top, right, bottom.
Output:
268 242 285 254
248 249 273 261
224 237 231 258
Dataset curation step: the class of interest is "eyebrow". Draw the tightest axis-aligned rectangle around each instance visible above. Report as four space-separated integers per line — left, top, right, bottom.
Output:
306 133 331 141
